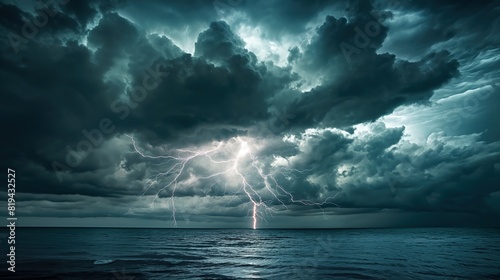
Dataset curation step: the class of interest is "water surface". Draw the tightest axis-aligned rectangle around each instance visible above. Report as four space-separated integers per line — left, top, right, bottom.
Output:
1 227 499 279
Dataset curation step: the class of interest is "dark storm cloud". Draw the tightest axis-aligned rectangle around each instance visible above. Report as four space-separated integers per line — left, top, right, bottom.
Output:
267 123 500 214
231 0 343 36
195 21 246 61
286 0 459 129
1 0 498 226
0 7 291 197
120 0 220 29
111 19 299 146
87 12 139 70
60 0 128 27
378 0 500 59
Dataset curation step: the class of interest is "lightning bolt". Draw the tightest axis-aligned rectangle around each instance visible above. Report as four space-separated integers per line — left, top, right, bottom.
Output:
126 135 339 229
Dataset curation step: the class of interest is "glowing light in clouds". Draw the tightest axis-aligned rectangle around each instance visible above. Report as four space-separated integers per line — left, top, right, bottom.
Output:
127 135 340 229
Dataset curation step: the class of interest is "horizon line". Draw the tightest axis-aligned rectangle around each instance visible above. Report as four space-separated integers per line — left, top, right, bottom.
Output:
4 226 500 230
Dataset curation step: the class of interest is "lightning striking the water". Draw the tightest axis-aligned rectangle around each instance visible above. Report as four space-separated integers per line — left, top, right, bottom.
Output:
126 135 340 229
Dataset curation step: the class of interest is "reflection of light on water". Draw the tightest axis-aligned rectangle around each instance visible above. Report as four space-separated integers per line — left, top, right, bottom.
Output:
212 231 265 279
240 232 265 279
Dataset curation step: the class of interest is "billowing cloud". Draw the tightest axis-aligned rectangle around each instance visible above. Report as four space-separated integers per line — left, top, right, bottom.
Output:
1 0 498 227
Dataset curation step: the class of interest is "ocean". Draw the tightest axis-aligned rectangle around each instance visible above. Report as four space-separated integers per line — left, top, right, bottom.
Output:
1 227 499 279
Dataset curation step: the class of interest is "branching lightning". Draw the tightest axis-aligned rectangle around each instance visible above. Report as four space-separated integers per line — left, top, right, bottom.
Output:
126 135 339 229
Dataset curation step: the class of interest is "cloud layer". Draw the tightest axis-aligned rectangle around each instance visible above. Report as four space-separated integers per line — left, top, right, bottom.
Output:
1 0 499 227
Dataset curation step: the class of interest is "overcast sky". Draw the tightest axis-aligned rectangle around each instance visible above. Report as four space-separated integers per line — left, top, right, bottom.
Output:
1 0 499 228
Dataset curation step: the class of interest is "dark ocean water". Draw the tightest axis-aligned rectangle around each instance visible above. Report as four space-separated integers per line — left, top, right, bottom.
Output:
1 227 499 279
